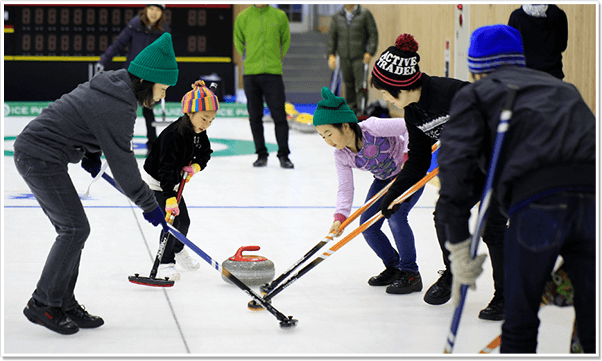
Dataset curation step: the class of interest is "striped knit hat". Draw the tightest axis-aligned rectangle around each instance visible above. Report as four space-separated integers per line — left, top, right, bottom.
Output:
181 80 219 113
467 25 526 74
372 33 422 90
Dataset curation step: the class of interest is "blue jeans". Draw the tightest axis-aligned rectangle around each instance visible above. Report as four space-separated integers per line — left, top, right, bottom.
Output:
501 190 596 353
360 178 424 272
14 150 90 310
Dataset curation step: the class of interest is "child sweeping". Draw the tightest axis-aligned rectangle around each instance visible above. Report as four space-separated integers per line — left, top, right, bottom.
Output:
312 87 424 295
143 80 219 281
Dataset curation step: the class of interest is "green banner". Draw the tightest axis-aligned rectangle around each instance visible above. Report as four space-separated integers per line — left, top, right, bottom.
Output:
3 102 249 118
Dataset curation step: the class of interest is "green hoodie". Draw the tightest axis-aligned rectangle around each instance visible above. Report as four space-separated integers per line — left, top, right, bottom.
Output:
234 5 290 75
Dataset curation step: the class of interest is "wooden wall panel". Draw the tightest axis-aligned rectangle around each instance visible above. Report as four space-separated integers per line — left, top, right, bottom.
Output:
232 4 596 113
471 4 596 113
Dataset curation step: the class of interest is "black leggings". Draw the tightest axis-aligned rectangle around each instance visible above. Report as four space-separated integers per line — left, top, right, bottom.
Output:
153 190 189 264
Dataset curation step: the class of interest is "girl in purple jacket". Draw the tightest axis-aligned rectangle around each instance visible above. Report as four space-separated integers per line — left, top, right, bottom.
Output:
312 87 424 295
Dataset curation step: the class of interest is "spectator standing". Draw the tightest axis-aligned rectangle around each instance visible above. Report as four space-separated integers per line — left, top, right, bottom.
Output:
234 4 294 169
96 4 169 153
437 24 595 353
327 4 378 115
508 4 568 79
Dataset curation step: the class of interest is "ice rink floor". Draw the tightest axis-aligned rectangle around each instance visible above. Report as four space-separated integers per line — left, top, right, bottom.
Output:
2 115 584 358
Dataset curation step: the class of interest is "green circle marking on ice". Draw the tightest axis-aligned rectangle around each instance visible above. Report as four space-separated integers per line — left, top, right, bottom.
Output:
4 136 277 158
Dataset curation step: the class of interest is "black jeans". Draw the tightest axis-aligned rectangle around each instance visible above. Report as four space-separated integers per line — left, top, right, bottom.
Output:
143 107 156 151
243 74 290 158
153 190 189 264
501 191 595 353
14 150 89 310
433 172 507 297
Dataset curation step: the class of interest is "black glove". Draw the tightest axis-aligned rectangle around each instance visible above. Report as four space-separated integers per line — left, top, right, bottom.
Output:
81 153 102 178
143 205 169 232
379 189 402 219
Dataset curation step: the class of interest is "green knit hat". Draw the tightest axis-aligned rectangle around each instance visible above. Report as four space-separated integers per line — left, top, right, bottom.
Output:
312 87 357 126
128 33 179 86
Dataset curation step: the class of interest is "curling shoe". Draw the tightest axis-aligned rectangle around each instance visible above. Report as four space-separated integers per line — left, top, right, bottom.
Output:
65 303 104 328
278 156 294 169
253 156 268 167
157 263 181 281
175 248 200 271
478 295 505 321
386 271 423 294
23 298 79 335
424 269 452 305
368 266 401 286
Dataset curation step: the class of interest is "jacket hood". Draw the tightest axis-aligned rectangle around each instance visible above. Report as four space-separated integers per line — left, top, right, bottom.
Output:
523 5 562 30
89 69 136 106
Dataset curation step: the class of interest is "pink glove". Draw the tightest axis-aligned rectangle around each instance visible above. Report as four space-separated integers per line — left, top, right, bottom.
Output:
182 163 201 183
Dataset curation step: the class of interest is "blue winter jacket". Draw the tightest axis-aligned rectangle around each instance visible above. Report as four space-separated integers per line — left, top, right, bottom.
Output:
99 14 170 69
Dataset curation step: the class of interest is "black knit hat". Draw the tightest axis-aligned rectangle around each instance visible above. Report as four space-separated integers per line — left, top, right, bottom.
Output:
372 34 422 90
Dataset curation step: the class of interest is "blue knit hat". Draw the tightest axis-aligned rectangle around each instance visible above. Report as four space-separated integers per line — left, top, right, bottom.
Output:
312 87 357 126
467 24 526 74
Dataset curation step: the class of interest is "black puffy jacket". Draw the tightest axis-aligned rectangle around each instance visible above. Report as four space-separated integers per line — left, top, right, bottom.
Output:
437 66 595 244
144 115 212 199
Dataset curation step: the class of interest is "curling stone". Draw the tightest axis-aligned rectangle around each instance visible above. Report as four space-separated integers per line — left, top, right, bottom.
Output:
222 246 275 286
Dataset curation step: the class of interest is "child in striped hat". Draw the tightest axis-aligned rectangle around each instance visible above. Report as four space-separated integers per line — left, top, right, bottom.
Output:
142 80 219 281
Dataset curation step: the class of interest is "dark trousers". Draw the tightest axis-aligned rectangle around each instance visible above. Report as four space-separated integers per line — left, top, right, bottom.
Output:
339 57 367 114
243 74 290 158
143 107 157 152
153 190 189 264
433 172 507 297
501 190 595 353
14 150 88 310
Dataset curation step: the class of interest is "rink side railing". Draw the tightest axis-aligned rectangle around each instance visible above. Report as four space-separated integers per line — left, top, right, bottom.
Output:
3 101 250 119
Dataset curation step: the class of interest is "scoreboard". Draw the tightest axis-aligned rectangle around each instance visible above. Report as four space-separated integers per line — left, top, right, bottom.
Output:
4 4 235 101
3 4 233 58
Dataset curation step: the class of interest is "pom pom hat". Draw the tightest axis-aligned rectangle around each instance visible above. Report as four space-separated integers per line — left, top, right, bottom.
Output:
128 32 178 86
312 87 357 126
372 33 422 90
181 80 220 113
467 25 526 74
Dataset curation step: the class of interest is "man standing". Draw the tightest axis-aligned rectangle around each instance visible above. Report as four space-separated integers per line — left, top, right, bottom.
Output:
328 4 378 116
437 25 595 353
234 4 294 169
508 4 568 79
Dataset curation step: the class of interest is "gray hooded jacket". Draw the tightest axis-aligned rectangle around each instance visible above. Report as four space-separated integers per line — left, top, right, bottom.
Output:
14 69 158 213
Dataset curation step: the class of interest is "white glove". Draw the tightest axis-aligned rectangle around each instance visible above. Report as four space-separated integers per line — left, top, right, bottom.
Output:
94 62 105 73
446 237 488 307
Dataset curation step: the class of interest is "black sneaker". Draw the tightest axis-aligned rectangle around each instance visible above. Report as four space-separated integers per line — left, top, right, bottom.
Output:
478 295 505 321
278 156 294 169
424 269 452 305
253 156 268 167
386 270 423 294
368 266 401 286
23 298 79 335
65 304 104 328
